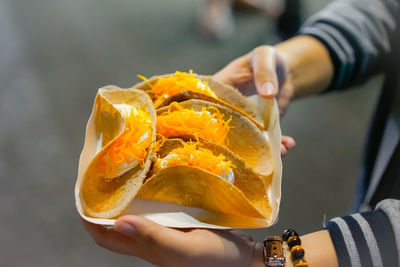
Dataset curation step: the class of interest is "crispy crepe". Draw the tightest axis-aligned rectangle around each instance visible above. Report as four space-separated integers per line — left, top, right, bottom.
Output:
76 74 281 227
133 71 265 129
137 139 272 219
156 100 274 179
76 87 157 218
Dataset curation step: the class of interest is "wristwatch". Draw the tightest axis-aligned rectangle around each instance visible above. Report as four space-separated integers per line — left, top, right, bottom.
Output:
263 236 286 267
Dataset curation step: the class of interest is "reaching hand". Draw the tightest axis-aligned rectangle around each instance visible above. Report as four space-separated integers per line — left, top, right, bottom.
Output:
281 135 295 157
214 45 294 115
82 216 263 267
214 45 296 156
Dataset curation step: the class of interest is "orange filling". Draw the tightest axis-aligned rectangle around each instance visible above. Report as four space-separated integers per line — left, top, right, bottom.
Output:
139 70 218 108
156 141 235 178
157 102 231 144
97 105 152 181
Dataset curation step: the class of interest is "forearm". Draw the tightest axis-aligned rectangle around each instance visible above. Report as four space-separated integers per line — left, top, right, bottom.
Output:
251 230 338 267
275 35 334 99
291 0 399 91
297 230 339 267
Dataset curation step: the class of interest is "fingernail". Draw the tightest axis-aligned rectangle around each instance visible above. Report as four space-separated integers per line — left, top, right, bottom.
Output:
260 82 275 96
281 145 287 157
114 222 135 237
288 140 296 148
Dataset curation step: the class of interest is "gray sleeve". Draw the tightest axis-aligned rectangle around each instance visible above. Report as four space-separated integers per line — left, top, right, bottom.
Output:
325 199 400 266
299 0 400 90
376 199 400 265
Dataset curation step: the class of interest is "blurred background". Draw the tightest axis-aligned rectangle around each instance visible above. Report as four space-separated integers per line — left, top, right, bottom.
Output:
0 0 381 266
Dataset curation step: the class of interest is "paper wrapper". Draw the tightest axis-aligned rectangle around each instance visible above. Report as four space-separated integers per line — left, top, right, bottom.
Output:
75 88 282 229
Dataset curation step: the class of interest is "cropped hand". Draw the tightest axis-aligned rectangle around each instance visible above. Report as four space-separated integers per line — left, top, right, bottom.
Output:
214 45 294 115
214 46 296 156
82 216 262 267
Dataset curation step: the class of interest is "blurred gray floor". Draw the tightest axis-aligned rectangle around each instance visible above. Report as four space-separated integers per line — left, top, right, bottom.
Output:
0 0 380 266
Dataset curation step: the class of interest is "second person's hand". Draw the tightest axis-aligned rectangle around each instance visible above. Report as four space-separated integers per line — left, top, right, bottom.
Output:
213 45 294 115
214 45 296 157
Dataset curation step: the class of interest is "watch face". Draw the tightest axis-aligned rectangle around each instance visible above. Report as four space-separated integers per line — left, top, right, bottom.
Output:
264 236 285 267
265 257 286 267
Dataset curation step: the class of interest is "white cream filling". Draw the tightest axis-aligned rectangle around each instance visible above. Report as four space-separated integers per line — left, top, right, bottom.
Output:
158 154 178 168
101 157 139 179
196 81 217 98
197 81 207 91
139 131 149 143
114 158 138 177
114 104 138 118
221 170 235 184
197 111 217 124
96 132 103 153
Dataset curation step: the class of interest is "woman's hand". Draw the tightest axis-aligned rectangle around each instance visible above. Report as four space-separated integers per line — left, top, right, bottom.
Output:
214 45 296 156
82 216 264 267
214 36 334 113
214 45 294 115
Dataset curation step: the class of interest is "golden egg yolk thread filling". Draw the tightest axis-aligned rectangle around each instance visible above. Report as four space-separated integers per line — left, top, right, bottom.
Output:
156 140 236 182
138 70 218 108
157 102 232 145
97 105 153 182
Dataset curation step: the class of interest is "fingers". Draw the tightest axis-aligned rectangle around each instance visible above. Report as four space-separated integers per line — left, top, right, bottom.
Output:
277 77 294 116
83 217 257 267
214 46 282 99
281 135 296 157
229 230 254 243
214 65 235 86
251 46 279 98
281 143 288 157
83 216 193 265
114 215 191 265
81 219 138 255
282 135 296 149
214 55 253 87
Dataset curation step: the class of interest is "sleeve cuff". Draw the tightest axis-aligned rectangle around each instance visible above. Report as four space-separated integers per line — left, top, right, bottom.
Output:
325 209 398 266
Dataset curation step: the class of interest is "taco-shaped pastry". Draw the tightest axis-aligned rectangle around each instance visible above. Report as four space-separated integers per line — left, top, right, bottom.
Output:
76 86 157 218
134 71 264 129
137 139 272 219
156 100 273 179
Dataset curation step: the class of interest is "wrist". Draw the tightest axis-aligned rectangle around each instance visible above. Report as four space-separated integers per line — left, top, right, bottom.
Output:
275 35 334 100
255 230 338 267
250 241 294 267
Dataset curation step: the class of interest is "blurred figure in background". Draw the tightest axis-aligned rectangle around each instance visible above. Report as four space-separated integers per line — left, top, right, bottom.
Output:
198 0 301 40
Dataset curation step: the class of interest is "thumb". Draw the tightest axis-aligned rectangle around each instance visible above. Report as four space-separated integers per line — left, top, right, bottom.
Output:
114 215 190 264
251 46 279 98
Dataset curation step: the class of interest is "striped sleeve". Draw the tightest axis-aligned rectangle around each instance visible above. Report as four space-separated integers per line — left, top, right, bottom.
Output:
325 199 400 267
298 0 400 91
